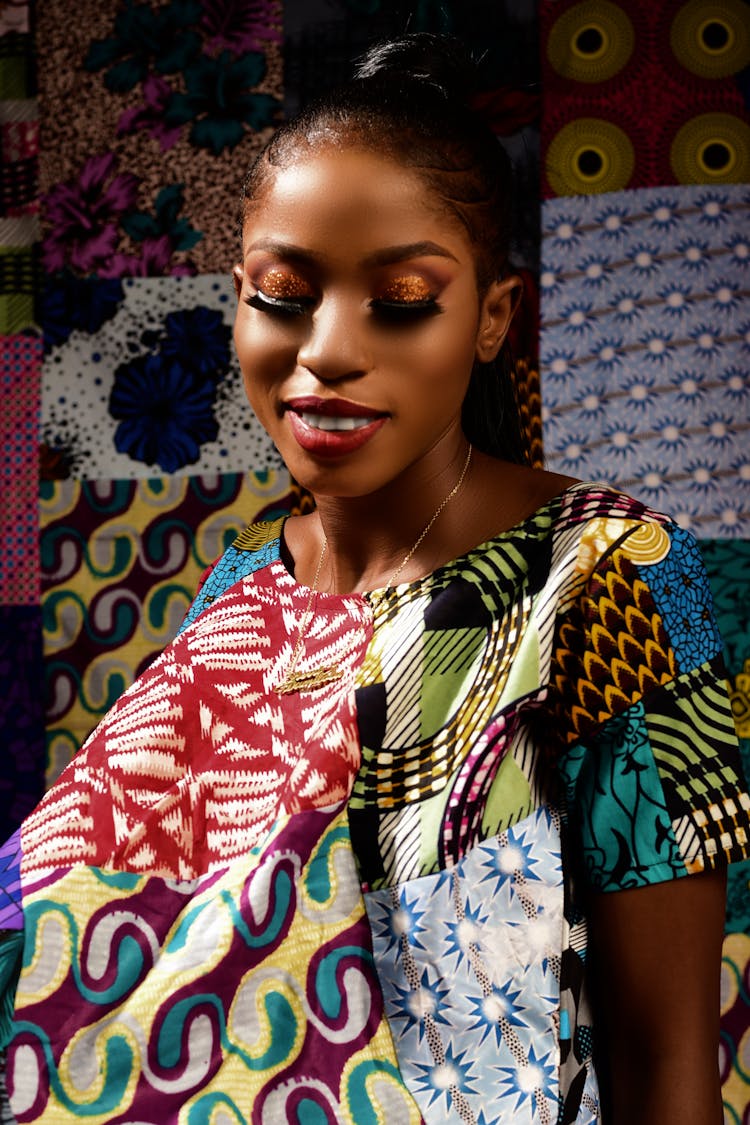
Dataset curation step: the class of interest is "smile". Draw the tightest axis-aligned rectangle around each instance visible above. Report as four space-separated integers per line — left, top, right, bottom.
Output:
297 411 379 432
284 398 388 458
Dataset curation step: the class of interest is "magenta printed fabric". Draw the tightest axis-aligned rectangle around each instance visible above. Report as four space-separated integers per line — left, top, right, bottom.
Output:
0 333 42 604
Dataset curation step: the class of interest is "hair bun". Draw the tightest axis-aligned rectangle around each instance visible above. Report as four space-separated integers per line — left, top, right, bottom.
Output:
353 32 477 105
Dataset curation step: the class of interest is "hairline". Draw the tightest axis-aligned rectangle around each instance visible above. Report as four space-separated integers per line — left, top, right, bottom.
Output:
240 132 503 293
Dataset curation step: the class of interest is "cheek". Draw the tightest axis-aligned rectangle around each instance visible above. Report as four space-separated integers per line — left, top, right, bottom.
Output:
422 331 479 415
233 313 297 395
402 318 479 390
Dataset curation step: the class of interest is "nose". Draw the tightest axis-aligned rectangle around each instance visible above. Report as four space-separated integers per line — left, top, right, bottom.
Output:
296 296 369 382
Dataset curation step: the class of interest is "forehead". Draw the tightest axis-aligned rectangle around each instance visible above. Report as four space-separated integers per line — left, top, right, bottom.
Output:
243 147 476 262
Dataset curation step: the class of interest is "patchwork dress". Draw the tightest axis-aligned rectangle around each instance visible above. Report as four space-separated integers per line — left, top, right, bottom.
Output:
0 481 747 1124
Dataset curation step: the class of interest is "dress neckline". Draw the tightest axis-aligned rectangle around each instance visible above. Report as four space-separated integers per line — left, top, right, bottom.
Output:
274 480 604 602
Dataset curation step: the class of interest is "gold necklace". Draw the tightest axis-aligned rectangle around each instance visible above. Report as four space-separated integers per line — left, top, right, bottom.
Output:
275 536 339 694
274 445 473 694
375 445 473 594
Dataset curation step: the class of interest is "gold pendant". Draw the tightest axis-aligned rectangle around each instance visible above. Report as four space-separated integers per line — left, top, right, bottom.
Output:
275 665 343 694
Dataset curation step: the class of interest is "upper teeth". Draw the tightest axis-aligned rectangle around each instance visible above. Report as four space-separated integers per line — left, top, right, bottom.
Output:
299 412 376 431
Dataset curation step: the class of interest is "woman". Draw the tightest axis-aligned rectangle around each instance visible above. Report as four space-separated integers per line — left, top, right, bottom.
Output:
1 33 747 1125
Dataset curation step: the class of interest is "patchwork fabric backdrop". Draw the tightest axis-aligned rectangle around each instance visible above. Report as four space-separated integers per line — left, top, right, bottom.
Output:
0 0 748 1118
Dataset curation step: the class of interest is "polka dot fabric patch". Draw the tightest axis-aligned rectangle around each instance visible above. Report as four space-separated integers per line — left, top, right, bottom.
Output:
0 332 42 603
540 183 750 538
41 275 282 479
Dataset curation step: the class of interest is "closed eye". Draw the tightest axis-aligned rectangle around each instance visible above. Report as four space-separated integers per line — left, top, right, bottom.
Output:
369 297 442 323
246 291 315 317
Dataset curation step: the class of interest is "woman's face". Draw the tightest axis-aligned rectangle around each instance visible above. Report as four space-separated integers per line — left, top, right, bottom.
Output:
233 146 516 499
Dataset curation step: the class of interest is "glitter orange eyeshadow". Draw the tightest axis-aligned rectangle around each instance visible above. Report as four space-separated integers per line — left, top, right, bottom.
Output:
380 276 433 302
259 269 313 298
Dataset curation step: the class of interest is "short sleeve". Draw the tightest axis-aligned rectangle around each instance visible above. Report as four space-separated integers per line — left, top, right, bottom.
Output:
176 517 285 635
554 520 750 892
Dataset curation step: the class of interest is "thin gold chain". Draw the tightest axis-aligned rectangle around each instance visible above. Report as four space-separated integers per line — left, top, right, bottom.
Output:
380 444 472 592
275 444 472 692
275 535 330 692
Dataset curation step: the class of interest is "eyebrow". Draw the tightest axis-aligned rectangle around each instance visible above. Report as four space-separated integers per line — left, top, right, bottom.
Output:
244 239 323 265
362 241 459 267
244 238 458 267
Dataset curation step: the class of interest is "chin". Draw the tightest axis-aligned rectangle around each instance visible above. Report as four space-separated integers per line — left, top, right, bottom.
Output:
288 461 385 502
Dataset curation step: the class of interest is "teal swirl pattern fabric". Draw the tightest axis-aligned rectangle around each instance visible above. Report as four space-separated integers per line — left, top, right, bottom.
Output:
7 807 420 1124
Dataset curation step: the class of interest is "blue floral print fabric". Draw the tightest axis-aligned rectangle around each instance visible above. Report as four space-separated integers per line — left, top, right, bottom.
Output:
540 184 750 539
41 276 281 477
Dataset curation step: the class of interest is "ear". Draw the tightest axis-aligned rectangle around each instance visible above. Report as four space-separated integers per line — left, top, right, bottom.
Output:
475 275 523 363
232 264 244 300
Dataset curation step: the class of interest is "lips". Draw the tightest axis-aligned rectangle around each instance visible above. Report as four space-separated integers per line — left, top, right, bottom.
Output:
284 395 387 457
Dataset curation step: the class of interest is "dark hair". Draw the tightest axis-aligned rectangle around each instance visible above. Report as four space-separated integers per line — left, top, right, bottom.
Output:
240 33 530 465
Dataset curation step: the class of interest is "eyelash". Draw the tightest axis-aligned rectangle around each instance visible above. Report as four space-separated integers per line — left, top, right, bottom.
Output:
246 290 442 322
246 291 314 317
369 297 442 323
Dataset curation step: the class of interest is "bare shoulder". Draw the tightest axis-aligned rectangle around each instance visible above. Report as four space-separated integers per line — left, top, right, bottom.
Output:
471 454 580 536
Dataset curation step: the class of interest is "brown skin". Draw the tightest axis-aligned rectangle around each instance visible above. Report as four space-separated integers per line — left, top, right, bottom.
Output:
233 146 574 590
590 871 726 1125
233 144 727 1120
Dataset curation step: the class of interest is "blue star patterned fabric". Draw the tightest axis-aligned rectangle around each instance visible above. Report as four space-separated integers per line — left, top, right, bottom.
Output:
365 810 587 1123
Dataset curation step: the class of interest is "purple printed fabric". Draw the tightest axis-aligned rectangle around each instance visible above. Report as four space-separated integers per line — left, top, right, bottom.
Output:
0 833 22 930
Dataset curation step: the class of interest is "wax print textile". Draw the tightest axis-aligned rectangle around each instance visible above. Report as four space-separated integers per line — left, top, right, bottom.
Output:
41 276 282 480
165 480 750 1122
702 538 750 1117
542 0 750 197
35 0 282 278
0 332 42 604
3 483 747 1123
539 2 750 1112
0 21 37 336
720 931 750 1122
1 561 425 1123
540 183 750 540
0 2 44 834
701 540 750 790
41 469 297 786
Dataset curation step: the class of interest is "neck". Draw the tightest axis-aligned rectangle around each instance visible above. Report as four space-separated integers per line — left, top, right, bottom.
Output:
311 438 473 594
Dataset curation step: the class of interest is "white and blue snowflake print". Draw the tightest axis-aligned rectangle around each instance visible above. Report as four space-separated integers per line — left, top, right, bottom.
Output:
540 184 750 538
